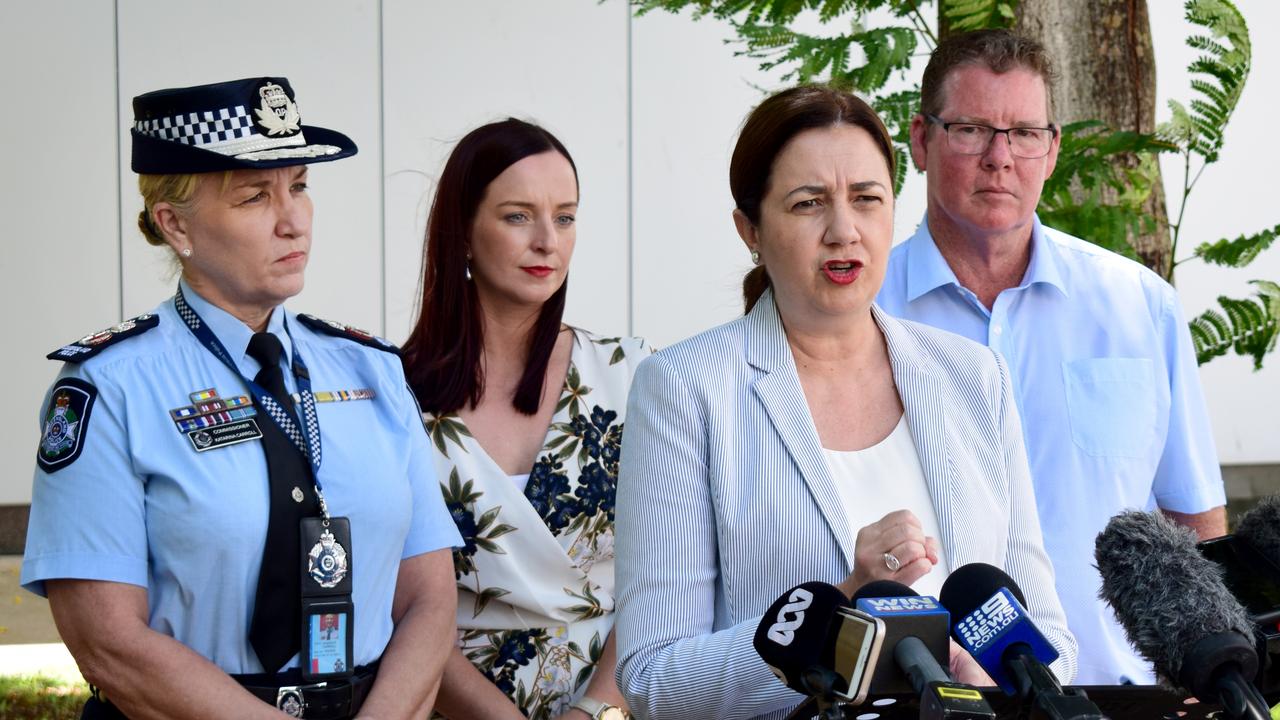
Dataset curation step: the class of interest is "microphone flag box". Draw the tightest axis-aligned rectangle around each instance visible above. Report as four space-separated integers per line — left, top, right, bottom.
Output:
855 595 951 695
831 607 886 704
953 587 1059 694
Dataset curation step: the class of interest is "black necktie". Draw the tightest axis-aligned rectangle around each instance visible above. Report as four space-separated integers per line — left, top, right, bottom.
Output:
245 331 311 673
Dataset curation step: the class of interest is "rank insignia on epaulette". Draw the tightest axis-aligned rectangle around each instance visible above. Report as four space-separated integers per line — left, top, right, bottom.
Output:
297 314 399 354
37 378 97 473
48 314 160 362
169 387 262 452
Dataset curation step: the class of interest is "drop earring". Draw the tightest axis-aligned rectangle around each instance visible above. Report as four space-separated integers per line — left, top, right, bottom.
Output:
465 252 473 280
750 249 760 265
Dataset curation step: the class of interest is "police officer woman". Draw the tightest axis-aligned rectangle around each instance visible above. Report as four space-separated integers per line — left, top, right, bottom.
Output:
21 77 461 719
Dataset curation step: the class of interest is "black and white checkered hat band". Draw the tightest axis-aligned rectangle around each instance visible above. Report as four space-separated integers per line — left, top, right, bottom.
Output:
134 104 337 160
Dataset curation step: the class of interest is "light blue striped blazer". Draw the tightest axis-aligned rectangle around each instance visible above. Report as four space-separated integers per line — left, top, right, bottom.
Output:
614 290 1076 720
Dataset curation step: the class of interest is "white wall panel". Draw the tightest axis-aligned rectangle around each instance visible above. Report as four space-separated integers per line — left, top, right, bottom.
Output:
115 0 383 332
1 3 118 504
630 10 781 348
629 9 930 350
382 0 630 344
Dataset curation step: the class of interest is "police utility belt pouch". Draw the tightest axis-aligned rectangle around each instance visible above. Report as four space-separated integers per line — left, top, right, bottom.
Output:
300 515 354 682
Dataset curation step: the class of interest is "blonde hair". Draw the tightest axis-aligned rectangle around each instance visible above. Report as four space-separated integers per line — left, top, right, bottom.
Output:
136 172 232 247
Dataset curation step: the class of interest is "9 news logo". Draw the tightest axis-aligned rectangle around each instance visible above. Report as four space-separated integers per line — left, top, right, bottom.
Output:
956 590 1020 650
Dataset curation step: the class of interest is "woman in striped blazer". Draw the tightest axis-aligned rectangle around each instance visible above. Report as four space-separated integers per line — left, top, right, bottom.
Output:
613 86 1076 720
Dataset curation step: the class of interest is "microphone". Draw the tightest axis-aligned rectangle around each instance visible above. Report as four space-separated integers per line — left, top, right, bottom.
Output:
854 580 996 719
939 563 1104 720
753 581 884 715
1236 495 1280 571
1095 510 1270 720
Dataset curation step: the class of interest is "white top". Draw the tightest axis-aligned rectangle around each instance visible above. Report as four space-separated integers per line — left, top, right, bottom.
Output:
823 415 951 599
509 473 530 492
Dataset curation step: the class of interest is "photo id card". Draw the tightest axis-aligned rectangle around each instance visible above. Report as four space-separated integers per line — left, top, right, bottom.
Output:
302 598 354 681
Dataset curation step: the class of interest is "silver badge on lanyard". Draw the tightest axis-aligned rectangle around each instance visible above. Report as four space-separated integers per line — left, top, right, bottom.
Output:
307 527 349 588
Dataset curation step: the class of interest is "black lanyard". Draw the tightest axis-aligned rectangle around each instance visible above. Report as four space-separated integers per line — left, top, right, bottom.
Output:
174 286 325 483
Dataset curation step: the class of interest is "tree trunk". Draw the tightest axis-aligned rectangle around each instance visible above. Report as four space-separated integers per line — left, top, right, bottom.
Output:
941 1 1173 279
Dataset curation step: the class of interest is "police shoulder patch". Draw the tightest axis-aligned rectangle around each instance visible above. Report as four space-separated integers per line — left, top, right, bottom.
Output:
37 377 97 473
47 314 160 363
297 314 400 354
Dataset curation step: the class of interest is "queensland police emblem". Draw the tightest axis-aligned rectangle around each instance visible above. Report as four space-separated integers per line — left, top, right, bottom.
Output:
308 528 348 588
37 378 97 473
253 81 301 137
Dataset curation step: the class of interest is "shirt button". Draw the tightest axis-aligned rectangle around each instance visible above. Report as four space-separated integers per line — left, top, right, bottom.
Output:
992 325 1003 336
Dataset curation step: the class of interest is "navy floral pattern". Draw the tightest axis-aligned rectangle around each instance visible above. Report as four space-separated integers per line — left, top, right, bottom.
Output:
424 330 650 718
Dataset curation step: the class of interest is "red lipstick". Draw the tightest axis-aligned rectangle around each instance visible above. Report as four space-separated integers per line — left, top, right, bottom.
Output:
821 259 862 285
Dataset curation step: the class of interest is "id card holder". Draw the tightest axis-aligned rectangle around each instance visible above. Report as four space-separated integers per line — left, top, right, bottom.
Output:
300 516 354 681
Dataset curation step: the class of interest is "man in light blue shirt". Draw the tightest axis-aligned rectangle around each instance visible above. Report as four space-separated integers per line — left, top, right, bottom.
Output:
877 30 1226 685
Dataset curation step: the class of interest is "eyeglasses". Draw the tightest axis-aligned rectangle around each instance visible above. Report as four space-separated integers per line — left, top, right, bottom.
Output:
924 114 1058 159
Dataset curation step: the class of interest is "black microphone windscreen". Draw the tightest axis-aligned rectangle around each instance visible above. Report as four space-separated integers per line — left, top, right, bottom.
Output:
853 580 917 601
1095 510 1255 689
1237 495 1280 569
753 582 854 695
938 563 1028 622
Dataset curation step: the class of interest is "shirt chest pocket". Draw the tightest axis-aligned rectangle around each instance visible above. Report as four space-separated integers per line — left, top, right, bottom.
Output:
1061 358 1157 458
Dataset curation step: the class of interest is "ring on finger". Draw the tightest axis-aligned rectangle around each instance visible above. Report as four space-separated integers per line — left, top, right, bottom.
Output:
883 552 901 572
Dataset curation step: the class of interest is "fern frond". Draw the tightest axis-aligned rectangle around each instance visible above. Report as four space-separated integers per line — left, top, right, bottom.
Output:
941 0 1018 32
1173 0 1250 163
1193 223 1280 268
1190 281 1280 369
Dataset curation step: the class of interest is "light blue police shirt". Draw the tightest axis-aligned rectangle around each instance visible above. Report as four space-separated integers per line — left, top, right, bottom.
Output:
877 215 1226 685
22 280 462 673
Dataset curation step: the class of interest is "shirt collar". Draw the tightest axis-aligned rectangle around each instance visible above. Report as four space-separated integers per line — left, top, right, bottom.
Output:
177 279 292 373
904 213 1069 302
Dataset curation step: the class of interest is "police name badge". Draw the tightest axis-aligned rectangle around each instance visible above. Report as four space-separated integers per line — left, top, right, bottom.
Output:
300 516 353 681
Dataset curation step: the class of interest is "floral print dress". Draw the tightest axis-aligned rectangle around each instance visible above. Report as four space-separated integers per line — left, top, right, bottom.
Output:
424 329 651 719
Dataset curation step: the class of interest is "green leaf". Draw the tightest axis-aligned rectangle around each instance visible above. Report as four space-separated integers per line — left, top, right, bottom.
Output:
1170 0 1250 163
473 537 508 554
472 587 510 617
475 506 501 533
1193 223 1280 268
942 0 1018 31
1190 283 1279 369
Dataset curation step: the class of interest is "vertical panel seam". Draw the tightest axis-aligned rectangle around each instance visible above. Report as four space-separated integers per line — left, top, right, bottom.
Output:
114 0 124 320
378 0 388 337
626 3 635 337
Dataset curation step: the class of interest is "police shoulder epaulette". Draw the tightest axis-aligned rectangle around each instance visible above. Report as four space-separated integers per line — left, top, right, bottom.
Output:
47 314 160 363
297 314 400 354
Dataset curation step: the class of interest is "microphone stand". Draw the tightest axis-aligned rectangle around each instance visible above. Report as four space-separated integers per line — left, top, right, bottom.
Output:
1212 668 1270 720
799 667 848 720
1005 646 1107 720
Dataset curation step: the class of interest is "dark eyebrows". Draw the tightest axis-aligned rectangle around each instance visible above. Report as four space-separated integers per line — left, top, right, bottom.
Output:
496 200 579 210
784 181 887 199
783 185 827 200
